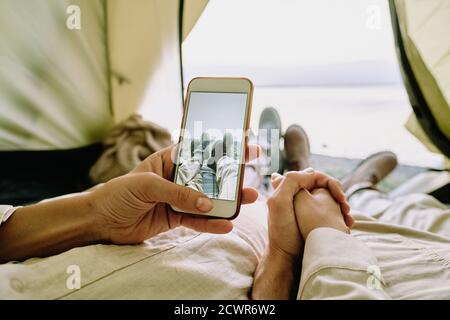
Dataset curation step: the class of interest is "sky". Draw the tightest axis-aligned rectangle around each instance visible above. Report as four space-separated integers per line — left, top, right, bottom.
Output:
183 0 402 86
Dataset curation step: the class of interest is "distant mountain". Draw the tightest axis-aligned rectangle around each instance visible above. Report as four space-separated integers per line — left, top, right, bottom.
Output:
183 60 403 87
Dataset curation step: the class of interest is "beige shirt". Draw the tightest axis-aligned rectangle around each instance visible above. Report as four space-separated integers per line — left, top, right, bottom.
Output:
299 191 450 300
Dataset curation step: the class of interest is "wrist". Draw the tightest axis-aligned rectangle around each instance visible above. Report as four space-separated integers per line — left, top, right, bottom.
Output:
83 192 110 244
266 242 300 270
252 243 300 300
0 193 108 262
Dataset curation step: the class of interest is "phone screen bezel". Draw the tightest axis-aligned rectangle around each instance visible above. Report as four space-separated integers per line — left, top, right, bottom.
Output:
171 77 253 219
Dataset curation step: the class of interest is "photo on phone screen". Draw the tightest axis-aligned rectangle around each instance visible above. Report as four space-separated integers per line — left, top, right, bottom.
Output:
174 91 248 201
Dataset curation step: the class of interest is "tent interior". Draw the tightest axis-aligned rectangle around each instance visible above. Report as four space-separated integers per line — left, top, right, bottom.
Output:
2 0 450 302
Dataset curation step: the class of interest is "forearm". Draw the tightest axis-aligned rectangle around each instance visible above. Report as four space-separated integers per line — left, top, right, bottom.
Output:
252 245 300 300
0 193 103 263
297 228 390 300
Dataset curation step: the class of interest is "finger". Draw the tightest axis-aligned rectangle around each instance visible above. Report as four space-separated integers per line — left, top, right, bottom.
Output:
278 170 319 195
328 179 350 216
271 172 284 189
310 187 330 196
294 188 313 202
305 171 348 210
136 172 214 214
313 171 346 203
241 187 259 204
310 188 354 227
269 170 318 207
131 144 177 179
292 188 314 215
272 169 315 191
165 143 180 178
310 187 341 202
245 144 261 163
327 178 347 203
147 143 181 178
179 215 234 234
271 174 305 209
286 171 350 219
131 144 171 174
344 214 355 228
340 201 351 216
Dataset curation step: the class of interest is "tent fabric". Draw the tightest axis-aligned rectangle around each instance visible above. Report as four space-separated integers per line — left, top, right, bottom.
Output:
108 0 183 124
0 0 208 150
182 0 209 41
393 0 450 165
0 0 113 150
405 114 450 168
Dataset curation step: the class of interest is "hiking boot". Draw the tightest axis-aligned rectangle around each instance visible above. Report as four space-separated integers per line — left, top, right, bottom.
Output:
283 124 310 172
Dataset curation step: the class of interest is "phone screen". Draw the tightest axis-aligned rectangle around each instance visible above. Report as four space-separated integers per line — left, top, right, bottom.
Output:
174 91 248 201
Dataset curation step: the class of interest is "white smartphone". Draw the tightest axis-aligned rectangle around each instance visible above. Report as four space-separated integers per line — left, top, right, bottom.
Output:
171 77 253 219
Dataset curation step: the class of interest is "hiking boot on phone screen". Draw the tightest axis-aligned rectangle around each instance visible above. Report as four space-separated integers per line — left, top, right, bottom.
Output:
258 107 283 175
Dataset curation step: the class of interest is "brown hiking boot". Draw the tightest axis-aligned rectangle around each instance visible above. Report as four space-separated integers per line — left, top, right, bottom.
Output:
283 124 311 172
341 151 398 192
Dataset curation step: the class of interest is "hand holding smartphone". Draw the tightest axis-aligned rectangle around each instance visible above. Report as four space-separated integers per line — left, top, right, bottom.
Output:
171 77 253 219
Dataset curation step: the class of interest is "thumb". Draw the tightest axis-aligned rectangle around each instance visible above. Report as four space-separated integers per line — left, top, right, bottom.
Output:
132 173 214 214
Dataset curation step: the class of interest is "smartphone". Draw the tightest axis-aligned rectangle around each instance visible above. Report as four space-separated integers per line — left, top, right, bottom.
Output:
171 77 253 219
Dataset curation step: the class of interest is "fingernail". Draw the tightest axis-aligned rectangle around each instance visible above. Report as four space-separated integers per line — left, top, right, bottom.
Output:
196 197 213 212
303 167 314 173
271 172 282 180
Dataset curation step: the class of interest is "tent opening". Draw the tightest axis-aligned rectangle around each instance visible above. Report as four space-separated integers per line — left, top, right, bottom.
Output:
181 0 446 190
